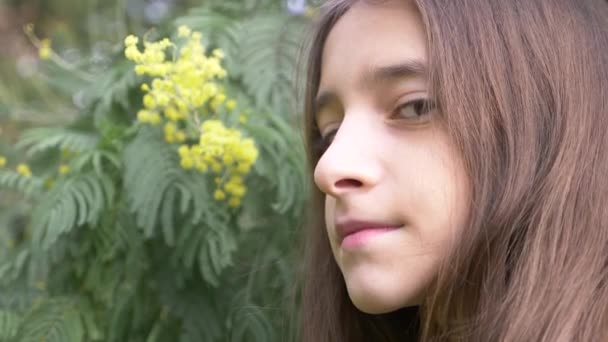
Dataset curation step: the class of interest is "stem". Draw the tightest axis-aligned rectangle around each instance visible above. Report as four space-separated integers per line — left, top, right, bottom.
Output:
23 26 96 83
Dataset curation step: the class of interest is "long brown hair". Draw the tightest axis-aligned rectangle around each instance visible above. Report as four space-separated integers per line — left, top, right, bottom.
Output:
298 0 608 341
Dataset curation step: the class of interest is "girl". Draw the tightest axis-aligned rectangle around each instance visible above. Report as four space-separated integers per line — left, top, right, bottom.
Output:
299 0 608 341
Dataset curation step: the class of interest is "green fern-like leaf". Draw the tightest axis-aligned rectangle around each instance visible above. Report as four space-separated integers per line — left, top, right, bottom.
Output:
174 8 243 78
106 287 136 342
123 128 185 239
175 8 308 116
156 286 224 342
237 14 308 116
125 128 240 285
0 285 42 315
16 127 99 157
0 250 29 286
85 63 139 125
80 301 103 341
31 172 114 249
16 298 84 342
175 7 236 33
123 128 221 242
229 304 275 342
244 112 307 216
70 149 122 176
197 222 238 287
0 310 21 341
0 171 43 198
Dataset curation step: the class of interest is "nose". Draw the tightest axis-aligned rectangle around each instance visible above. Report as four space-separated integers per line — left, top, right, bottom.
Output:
313 116 382 197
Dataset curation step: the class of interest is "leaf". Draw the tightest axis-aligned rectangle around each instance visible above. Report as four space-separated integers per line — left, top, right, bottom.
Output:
85 63 139 125
107 289 133 342
0 310 21 341
237 14 308 116
176 8 307 116
0 171 43 198
175 222 202 271
124 128 214 242
198 241 220 287
80 303 103 341
193 213 237 287
31 173 114 249
243 111 307 217
161 187 177 247
16 298 84 342
16 127 99 157
71 149 122 177
229 305 275 342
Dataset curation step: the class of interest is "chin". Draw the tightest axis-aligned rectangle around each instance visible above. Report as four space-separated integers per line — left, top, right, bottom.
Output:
350 296 408 314
346 286 419 314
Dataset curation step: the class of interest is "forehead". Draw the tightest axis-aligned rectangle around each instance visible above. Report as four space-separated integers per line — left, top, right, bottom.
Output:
318 0 427 94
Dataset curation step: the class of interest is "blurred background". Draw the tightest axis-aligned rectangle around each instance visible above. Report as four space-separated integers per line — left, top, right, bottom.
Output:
0 0 319 341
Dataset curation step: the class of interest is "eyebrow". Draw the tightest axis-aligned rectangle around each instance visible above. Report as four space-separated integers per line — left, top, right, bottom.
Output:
363 59 428 86
314 59 428 125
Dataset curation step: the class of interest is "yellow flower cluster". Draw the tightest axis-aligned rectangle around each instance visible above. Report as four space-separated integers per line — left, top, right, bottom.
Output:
59 164 70 175
124 26 259 207
23 24 52 60
124 26 233 141
17 164 32 177
39 39 52 60
0 157 34 178
55 149 72 177
163 122 186 143
304 6 319 18
178 120 258 208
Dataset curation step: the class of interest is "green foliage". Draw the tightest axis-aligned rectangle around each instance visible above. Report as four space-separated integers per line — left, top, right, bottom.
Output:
0 310 21 341
0 171 43 199
176 3 309 117
16 298 84 342
16 127 99 157
0 2 314 341
31 172 114 249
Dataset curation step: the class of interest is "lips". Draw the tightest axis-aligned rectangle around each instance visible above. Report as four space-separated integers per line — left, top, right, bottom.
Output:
335 218 403 242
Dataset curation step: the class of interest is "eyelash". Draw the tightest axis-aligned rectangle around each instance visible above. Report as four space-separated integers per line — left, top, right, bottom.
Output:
313 98 436 155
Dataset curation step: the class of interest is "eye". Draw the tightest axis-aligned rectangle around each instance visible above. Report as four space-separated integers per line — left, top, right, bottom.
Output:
393 98 436 122
323 129 338 146
313 128 338 155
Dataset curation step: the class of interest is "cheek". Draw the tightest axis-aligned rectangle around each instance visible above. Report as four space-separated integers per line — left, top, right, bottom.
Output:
419 148 470 249
324 196 336 234
392 134 470 249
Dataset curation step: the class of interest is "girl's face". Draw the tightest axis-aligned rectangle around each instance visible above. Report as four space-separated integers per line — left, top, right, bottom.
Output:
313 0 470 314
